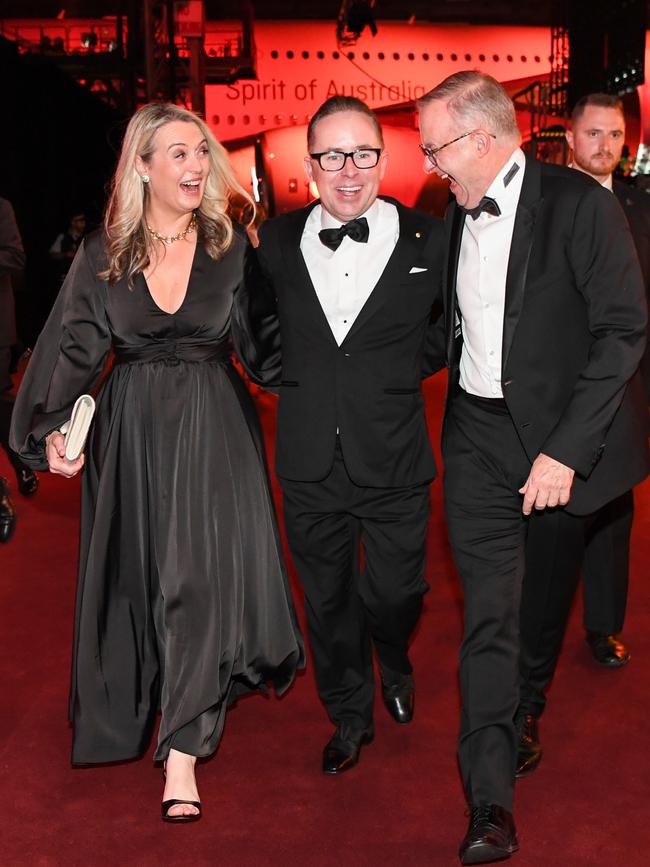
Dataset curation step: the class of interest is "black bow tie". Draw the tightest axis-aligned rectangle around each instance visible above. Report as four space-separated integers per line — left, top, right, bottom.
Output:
464 196 501 220
319 217 370 251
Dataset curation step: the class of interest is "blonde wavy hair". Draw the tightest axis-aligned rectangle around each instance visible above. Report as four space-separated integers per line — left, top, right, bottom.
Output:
100 102 254 285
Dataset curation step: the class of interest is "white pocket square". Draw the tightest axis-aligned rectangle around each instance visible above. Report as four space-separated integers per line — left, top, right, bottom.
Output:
409 266 428 274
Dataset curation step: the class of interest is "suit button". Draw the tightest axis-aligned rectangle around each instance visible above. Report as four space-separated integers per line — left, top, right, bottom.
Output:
344 353 350 357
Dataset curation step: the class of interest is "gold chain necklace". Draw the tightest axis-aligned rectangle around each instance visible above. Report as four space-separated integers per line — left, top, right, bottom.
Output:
147 213 197 245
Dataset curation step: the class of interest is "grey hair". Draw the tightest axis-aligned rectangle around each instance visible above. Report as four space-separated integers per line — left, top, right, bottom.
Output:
418 71 520 142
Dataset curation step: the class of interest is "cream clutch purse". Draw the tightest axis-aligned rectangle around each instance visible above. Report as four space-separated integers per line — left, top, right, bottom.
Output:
60 395 96 460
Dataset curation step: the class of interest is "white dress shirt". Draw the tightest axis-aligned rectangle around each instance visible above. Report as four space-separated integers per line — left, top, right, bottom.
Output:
300 198 399 345
457 148 526 398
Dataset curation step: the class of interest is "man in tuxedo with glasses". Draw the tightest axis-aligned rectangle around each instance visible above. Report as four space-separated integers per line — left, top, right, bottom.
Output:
418 71 648 864
241 95 445 775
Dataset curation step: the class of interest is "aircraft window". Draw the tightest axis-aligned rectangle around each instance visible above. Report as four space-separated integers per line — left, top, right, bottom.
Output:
378 51 385 59
271 50 278 59
393 52 400 59
521 55 527 62
275 114 283 123
287 50 294 58
437 53 444 60
259 115 266 124
243 115 250 125
333 51 340 58
423 52 429 60
493 54 500 61
363 51 370 59
465 54 471 61
451 53 457 61
479 54 486 61
317 51 325 58
227 115 235 125
348 52 355 59
507 54 513 62
534 55 541 62
212 114 219 124
408 52 414 60
302 51 309 58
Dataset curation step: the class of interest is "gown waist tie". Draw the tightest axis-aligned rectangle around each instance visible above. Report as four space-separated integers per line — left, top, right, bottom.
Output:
113 340 232 367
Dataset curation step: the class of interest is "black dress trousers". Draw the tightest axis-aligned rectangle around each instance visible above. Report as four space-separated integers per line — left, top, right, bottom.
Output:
281 440 430 737
442 390 532 811
518 490 631 720
582 490 634 635
518 507 586 719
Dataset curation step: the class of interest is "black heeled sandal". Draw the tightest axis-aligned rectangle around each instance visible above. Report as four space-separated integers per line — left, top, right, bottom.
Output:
161 798 202 823
161 761 201 822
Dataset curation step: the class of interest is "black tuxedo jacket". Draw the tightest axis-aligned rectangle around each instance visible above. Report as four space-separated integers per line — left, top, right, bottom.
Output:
613 179 650 402
0 198 24 348
442 157 649 515
240 198 445 487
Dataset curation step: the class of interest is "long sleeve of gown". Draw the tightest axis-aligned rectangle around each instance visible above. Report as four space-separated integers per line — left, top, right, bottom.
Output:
10 237 112 469
231 237 282 388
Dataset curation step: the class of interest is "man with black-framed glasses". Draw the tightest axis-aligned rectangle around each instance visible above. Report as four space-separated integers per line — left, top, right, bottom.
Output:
418 71 647 864
241 95 445 776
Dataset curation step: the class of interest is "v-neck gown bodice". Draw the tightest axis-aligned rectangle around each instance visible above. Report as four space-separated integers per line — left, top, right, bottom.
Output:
11 229 304 764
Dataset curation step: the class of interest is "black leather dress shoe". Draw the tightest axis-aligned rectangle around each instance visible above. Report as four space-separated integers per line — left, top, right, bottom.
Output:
16 467 39 497
381 673 415 724
585 631 630 667
0 478 16 543
322 726 374 774
459 804 518 865
515 714 542 779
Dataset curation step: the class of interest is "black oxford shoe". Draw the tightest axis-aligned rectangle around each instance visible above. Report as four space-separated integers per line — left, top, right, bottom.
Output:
585 631 630 667
16 467 39 497
381 673 415 724
459 804 518 865
0 478 16 543
515 714 542 779
322 726 374 775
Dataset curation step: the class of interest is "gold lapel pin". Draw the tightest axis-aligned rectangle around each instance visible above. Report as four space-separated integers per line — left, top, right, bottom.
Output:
415 231 421 238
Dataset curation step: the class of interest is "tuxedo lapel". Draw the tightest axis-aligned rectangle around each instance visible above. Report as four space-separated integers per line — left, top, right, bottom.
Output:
502 157 541 371
279 203 338 345
342 203 424 343
444 203 465 366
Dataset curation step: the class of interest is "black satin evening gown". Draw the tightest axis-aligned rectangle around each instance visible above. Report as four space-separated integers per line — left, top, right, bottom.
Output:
10 227 304 764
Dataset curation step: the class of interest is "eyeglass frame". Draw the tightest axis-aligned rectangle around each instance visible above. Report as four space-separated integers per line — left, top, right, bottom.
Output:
309 148 383 171
419 129 497 166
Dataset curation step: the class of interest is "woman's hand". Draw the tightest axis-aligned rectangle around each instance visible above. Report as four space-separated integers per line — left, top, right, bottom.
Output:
46 431 85 477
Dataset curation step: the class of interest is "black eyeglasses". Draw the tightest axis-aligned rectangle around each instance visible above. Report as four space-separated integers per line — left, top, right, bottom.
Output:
309 148 382 171
419 130 496 166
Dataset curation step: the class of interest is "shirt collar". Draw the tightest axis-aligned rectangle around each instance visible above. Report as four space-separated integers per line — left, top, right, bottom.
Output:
484 147 526 215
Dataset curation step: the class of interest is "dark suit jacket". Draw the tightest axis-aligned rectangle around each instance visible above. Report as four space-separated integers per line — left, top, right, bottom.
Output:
442 157 649 515
0 197 25 348
240 198 445 487
614 179 650 402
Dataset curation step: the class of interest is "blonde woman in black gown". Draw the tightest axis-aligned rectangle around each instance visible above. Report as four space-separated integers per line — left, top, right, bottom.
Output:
11 103 303 822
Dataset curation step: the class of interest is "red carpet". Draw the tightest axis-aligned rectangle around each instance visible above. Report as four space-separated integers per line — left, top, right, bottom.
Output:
2 372 649 866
